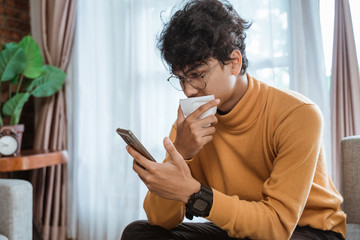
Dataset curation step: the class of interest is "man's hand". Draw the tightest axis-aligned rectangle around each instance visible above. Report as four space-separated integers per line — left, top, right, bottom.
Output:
127 137 201 203
174 99 220 159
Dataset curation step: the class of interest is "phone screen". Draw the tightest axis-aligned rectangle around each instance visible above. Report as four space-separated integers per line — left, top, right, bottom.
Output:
116 128 156 162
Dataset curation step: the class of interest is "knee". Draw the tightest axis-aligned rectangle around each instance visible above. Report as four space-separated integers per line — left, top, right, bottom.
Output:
121 220 151 240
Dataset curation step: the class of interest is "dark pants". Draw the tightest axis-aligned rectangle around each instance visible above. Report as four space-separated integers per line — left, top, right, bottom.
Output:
121 220 345 240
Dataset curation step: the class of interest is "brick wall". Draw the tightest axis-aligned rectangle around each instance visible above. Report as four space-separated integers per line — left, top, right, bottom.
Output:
0 0 34 150
0 0 31 43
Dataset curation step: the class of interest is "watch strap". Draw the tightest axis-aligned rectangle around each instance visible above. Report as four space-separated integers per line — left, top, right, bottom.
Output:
185 184 213 220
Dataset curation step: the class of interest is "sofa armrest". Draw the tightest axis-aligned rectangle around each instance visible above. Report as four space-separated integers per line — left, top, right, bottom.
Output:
0 179 33 240
341 135 360 224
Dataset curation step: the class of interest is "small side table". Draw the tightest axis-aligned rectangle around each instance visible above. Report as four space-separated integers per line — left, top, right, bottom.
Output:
0 150 68 172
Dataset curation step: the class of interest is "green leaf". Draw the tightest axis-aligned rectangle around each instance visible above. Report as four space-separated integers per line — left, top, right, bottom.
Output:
2 93 30 125
19 36 43 79
10 105 25 125
3 42 18 50
10 74 19 84
0 44 26 81
28 65 66 97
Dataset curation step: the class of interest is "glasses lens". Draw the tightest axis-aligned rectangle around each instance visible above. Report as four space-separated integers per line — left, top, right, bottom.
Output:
189 77 206 90
168 76 183 91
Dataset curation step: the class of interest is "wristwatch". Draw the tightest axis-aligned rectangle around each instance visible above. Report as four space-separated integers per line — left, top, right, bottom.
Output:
185 184 213 220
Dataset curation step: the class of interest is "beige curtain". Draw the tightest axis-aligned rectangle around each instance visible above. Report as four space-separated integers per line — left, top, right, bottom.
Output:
32 0 76 239
331 0 360 191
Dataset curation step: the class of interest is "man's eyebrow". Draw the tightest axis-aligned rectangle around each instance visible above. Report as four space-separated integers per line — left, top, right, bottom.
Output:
184 63 207 75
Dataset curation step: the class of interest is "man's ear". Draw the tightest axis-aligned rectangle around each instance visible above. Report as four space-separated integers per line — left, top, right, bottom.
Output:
229 50 242 75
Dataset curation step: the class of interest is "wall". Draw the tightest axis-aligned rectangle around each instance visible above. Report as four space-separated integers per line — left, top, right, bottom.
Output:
0 0 34 150
0 0 30 43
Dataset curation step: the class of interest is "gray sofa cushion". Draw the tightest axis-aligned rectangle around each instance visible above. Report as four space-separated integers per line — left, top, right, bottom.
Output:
0 179 32 240
341 136 360 240
342 135 360 224
347 223 360 240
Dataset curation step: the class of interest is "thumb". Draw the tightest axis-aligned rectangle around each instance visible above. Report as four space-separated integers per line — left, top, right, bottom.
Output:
177 105 185 126
164 137 183 164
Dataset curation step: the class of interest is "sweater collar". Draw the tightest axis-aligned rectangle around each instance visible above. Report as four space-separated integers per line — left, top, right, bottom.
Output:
216 74 267 130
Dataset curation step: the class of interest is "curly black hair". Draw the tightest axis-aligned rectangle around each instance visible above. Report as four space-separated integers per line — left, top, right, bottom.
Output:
158 0 251 75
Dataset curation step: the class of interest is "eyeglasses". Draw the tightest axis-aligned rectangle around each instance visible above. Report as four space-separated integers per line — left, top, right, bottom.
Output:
167 61 220 91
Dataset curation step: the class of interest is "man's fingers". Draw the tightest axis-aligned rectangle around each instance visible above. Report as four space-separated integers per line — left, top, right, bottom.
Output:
199 126 216 136
201 135 214 145
197 114 218 127
133 159 148 176
177 105 185 125
163 137 183 163
127 145 155 172
133 161 152 188
190 99 220 119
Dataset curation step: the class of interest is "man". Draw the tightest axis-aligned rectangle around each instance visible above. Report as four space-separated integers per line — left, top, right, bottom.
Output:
121 0 346 239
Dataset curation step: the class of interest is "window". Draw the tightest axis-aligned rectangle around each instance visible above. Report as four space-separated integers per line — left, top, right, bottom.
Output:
320 0 360 85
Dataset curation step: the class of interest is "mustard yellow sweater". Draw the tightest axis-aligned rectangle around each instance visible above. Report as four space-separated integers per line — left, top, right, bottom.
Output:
143 75 346 239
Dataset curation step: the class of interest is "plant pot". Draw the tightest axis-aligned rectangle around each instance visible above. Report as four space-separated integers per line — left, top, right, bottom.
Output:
0 124 24 156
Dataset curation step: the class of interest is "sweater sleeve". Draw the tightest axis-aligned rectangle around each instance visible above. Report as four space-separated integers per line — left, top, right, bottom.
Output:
206 104 324 239
143 124 186 229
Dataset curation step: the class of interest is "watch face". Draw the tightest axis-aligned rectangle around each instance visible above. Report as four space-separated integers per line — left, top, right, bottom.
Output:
0 135 19 156
193 199 208 211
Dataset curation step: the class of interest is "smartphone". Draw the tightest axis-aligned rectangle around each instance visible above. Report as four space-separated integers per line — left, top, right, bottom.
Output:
116 128 156 162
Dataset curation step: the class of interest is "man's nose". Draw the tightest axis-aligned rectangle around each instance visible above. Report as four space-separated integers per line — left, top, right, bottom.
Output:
183 81 199 97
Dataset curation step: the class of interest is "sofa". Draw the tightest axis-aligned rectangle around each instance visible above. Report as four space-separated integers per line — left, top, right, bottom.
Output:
341 135 360 239
0 179 33 240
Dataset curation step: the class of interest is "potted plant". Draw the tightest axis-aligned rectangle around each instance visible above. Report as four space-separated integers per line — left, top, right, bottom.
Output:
0 35 65 156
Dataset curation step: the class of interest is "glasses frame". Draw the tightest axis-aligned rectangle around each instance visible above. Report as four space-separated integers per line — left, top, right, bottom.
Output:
167 61 221 91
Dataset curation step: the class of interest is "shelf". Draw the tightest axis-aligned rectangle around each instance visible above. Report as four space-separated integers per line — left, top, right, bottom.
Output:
0 150 68 172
